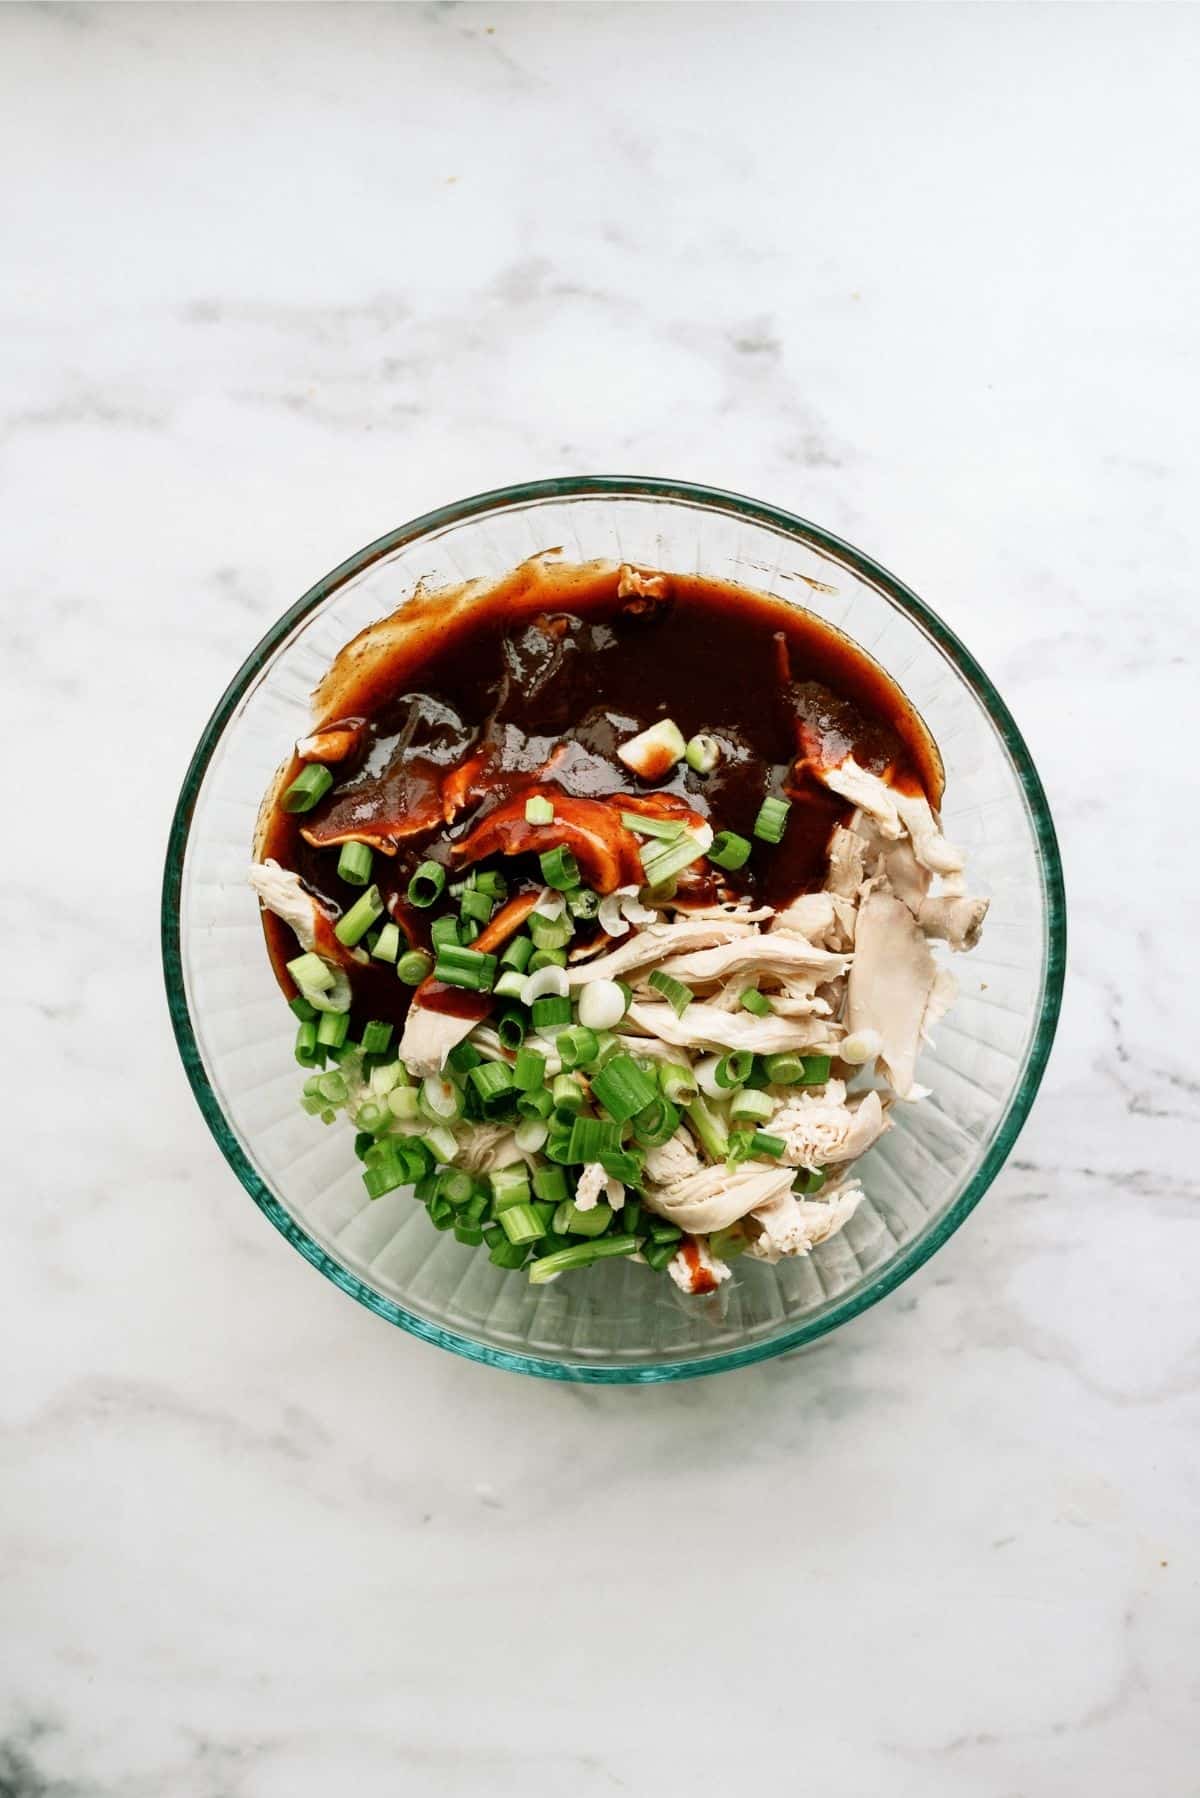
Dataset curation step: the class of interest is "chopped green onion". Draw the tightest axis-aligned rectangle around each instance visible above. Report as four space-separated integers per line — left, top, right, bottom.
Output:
500 934 534 972
490 1165 531 1211
684 734 721 775
599 1148 642 1186
707 1225 748 1261
590 1054 658 1122
407 860 446 908
750 1131 786 1158
527 1236 640 1283
642 1239 678 1272
539 846 581 891
551 1073 585 1114
433 946 498 992
557 1025 599 1071
638 829 708 888
459 919 481 945
513 1117 549 1153
740 987 773 1018
458 1191 491 1227
528 946 567 972
446 1041 482 1075
715 1050 754 1089
565 1114 622 1163
337 840 373 886
531 995 572 1030
453 1223 485 1246
800 1054 833 1085
437 1169 474 1208
288 992 318 1022
543 1128 574 1165
280 764 333 813
529 912 572 951
494 969 528 1000
762 1052 805 1085
685 1095 729 1162
420 1074 464 1122
730 1087 774 1123
567 888 600 920
648 1219 683 1244
474 870 508 903
431 915 461 950
708 830 751 871
487 1235 530 1269
371 922 401 964
387 1085 419 1121
354 1099 389 1136
427 1192 456 1229
524 794 555 824
369 1060 404 1095
658 1062 699 1108
532 1164 568 1204
496 1005 527 1051
514 1046 548 1092
360 1020 394 1055
294 1020 322 1066
517 1086 554 1121
753 796 791 844
286 951 333 994
353 1130 374 1160
647 970 693 1016
316 1009 350 1049
725 1129 757 1166
422 1124 460 1164
397 949 433 985
622 1198 643 1236
460 886 494 926
632 1096 680 1147
468 1062 515 1116
793 1167 828 1194
498 1202 547 1246
554 1201 613 1238
620 811 686 841
334 885 384 946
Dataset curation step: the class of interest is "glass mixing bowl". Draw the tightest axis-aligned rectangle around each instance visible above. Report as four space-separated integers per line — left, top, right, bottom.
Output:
162 478 1065 1382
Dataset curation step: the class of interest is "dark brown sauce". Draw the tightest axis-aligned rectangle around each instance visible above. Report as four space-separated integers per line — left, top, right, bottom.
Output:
259 558 940 1032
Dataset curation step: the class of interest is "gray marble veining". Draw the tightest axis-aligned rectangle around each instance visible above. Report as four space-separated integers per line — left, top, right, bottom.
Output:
3 3 1198 1793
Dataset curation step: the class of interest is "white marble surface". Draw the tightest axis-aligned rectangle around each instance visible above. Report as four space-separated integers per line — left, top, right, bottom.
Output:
4 3 1199 1792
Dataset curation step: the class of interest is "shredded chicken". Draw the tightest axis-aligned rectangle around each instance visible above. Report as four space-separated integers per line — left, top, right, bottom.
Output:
627 1001 837 1056
655 933 848 986
744 1182 864 1262
769 1084 890 1169
845 891 938 1098
918 894 990 951
397 1003 477 1078
566 919 756 986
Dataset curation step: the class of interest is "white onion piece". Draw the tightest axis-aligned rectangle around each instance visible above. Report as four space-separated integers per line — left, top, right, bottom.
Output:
520 964 570 1006
694 1054 726 1099
619 891 657 928
577 980 628 1032
532 886 567 920
597 893 631 938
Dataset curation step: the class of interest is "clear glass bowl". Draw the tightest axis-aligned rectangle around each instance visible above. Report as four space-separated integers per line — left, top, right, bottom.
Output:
162 478 1065 1382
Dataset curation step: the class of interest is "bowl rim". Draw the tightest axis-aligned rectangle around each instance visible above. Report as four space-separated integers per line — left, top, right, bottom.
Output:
162 475 1066 1383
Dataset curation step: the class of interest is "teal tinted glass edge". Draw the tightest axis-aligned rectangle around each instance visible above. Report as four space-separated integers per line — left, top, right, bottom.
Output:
161 476 1067 1384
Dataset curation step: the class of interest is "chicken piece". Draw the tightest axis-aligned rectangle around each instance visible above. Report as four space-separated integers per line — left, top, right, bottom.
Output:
566 919 756 987
627 1002 837 1055
918 894 990 951
744 1181 864 1262
575 1162 625 1212
643 1161 797 1234
457 1124 528 1175
770 892 840 946
451 790 644 894
921 965 958 1044
397 1003 479 1078
881 838 931 914
248 859 363 972
846 890 938 1098
825 824 868 898
617 565 669 601
893 789 965 879
675 902 777 924
642 1126 704 1188
668 1235 732 1295
654 933 849 986
769 1085 890 1170
821 758 904 839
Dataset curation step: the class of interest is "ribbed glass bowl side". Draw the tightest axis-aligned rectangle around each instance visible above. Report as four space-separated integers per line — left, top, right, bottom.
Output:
163 479 1064 1381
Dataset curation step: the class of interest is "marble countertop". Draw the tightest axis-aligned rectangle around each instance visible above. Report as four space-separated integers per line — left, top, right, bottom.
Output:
4 4 1198 1793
